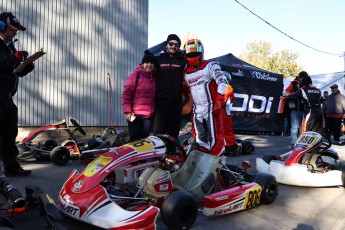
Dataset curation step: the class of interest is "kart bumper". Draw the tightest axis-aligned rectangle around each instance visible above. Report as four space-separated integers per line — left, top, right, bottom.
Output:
58 171 159 230
256 158 344 187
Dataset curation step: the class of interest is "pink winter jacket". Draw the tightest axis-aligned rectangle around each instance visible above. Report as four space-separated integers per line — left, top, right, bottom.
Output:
122 65 156 118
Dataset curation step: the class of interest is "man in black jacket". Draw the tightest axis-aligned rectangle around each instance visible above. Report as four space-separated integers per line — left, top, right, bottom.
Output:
153 34 187 139
0 12 34 176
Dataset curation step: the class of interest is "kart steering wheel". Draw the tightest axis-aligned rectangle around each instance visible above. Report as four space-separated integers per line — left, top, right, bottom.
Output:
70 118 86 136
156 134 187 164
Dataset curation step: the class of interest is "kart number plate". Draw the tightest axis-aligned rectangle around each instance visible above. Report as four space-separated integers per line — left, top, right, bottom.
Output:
125 139 154 153
84 156 112 177
244 184 261 209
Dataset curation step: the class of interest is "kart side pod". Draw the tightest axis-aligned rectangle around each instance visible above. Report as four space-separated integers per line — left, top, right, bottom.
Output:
138 168 174 197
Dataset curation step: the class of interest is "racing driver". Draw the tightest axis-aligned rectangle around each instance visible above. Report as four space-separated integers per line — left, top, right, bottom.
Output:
183 38 228 156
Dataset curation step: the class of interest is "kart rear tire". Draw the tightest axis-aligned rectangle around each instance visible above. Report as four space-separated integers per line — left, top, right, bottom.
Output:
338 163 345 187
254 173 278 205
263 155 278 164
43 139 58 150
240 140 255 155
50 146 70 166
161 190 198 230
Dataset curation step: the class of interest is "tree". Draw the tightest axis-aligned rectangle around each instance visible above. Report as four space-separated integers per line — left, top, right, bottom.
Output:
239 41 303 78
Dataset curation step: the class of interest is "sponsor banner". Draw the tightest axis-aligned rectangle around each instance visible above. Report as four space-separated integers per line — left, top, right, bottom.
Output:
221 65 284 132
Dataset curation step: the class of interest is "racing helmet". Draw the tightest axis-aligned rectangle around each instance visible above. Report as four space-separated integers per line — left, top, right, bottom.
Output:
184 39 204 66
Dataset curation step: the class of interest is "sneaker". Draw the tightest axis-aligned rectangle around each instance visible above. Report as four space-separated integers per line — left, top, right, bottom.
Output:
4 167 31 177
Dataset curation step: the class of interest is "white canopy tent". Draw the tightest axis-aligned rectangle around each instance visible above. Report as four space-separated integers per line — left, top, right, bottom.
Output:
284 72 345 94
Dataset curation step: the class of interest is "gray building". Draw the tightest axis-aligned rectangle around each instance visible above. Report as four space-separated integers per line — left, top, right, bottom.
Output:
1 0 149 127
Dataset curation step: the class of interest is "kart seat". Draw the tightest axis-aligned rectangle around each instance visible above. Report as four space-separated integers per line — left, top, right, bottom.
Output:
171 150 225 199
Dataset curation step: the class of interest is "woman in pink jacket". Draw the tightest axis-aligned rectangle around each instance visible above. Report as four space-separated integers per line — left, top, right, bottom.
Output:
122 50 157 141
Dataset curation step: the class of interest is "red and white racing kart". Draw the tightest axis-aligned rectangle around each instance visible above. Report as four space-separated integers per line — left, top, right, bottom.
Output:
58 135 278 229
256 131 345 187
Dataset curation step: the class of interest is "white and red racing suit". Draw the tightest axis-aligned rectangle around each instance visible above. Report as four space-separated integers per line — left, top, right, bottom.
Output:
184 60 227 156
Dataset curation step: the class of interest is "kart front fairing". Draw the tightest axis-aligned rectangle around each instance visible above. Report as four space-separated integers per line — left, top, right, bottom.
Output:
256 158 343 187
256 132 345 187
66 136 167 193
58 136 167 229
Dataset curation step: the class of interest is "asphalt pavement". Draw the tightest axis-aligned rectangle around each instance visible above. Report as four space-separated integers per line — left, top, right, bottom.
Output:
8 133 345 230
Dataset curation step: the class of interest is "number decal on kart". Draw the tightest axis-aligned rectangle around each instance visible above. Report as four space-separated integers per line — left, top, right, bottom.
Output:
244 185 261 209
84 156 112 177
297 135 316 146
125 139 154 153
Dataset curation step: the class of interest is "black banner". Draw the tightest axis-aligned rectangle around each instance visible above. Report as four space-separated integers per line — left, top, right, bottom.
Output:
211 53 284 133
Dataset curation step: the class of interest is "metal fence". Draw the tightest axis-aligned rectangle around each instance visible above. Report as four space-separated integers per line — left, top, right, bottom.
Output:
1 0 148 127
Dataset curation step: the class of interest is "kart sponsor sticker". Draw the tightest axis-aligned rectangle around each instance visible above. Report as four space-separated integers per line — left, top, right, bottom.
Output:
124 139 154 153
83 156 112 177
58 195 80 217
72 180 83 192
63 203 80 217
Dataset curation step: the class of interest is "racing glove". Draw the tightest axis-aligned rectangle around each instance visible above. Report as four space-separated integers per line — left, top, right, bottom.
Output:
224 84 235 103
14 51 28 63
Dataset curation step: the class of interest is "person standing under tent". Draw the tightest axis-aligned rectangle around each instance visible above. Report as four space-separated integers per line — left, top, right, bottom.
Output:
325 84 345 143
285 71 306 149
286 75 323 133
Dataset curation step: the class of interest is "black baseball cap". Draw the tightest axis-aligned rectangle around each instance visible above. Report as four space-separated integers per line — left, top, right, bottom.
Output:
0 12 26 31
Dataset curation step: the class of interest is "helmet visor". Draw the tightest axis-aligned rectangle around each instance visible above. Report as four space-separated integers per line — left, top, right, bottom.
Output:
185 44 203 55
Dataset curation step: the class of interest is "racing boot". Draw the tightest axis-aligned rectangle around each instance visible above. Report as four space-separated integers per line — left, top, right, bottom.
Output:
4 167 31 177
224 144 239 156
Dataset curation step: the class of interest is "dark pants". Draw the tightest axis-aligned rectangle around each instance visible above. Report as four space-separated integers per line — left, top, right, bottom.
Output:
0 96 21 171
305 108 324 132
153 105 182 139
326 117 343 141
127 115 152 142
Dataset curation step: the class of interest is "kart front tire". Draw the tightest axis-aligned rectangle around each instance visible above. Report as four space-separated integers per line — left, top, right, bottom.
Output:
50 146 70 166
161 190 198 230
254 173 278 205
338 163 345 187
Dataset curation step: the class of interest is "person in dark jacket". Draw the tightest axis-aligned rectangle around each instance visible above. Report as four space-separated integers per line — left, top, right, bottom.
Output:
122 50 157 142
285 71 306 149
153 34 187 139
287 76 323 133
0 12 34 176
325 84 345 142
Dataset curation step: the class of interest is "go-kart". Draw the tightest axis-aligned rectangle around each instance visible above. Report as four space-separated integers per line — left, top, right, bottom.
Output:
50 125 128 166
58 135 278 230
256 131 345 187
16 118 86 162
0 168 65 229
178 121 255 155
16 118 70 161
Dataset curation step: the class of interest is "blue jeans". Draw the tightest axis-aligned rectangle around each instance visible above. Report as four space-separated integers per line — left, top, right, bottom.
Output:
290 110 304 146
